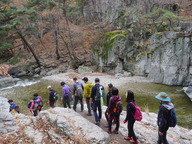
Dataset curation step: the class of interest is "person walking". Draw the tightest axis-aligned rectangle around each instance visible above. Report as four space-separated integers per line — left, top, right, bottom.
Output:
90 78 104 126
105 83 113 127
47 86 57 108
29 93 43 116
107 87 122 134
73 78 84 111
123 90 138 143
60 81 71 108
8 99 20 113
155 92 175 144
82 77 94 116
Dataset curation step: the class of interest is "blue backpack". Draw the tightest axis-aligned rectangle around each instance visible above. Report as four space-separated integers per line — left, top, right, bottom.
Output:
168 108 177 127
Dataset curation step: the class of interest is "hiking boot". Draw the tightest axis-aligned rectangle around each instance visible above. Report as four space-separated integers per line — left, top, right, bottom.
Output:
130 139 138 143
106 130 112 134
95 122 100 126
113 130 118 134
124 136 132 140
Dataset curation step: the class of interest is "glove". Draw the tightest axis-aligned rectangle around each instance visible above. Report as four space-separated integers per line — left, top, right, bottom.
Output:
123 120 127 123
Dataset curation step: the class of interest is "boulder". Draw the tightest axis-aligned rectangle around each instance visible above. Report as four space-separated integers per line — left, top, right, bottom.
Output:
0 77 16 88
39 108 110 144
183 86 192 101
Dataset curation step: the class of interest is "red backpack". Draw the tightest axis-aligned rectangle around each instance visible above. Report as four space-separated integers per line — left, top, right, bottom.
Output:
130 102 142 121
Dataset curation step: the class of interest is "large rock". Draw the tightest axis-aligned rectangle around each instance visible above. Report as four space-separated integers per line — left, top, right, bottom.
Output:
183 86 192 101
136 32 191 86
39 108 110 144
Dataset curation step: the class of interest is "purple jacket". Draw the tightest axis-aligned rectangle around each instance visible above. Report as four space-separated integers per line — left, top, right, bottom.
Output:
108 95 122 113
62 85 71 98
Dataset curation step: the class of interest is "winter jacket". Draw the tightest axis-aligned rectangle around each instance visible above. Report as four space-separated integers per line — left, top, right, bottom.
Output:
107 95 122 113
30 96 43 111
83 83 94 98
49 89 56 103
9 103 17 112
124 101 136 122
91 83 104 102
157 102 174 132
62 85 71 98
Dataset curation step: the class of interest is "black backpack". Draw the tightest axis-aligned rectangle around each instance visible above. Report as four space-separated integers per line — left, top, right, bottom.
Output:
168 108 177 127
95 85 104 101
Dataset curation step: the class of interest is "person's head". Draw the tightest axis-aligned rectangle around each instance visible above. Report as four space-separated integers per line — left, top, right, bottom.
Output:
112 87 119 95
73 77 78 82
95 78 100 83
47 85 52 91
82 77 88 83
107 83 113 91
33 93 38 97
60 81 65 86
8 99 13 104
126 90 135 102
155 92 170 103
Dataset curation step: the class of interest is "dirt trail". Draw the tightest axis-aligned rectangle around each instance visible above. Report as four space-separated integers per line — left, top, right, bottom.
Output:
77 108 131 144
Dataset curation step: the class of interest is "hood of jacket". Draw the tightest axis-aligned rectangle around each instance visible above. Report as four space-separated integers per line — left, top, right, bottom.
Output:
112 95 122 102
162 102 174 110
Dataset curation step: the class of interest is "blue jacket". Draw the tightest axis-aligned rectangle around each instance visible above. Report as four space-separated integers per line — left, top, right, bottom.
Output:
10 103 17 112
49 89 56 103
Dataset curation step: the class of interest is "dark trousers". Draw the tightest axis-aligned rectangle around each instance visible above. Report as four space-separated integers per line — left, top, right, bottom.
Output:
128 119 137 141
105 109 109 122
86 98 91 114
62 96 71 108
33 109 41 116
50 102 55 108
73 96 84 111
108 112 120 131
93 101 102 122
158 127 169 144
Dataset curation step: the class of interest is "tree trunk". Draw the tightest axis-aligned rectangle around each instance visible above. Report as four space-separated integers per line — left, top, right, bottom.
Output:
15 27 41 67
55 26 60 60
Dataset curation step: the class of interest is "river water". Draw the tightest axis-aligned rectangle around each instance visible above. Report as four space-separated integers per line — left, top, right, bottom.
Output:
0 78 192 129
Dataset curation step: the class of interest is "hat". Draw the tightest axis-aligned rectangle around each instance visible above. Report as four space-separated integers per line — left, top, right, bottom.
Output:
82 77 88 81
47 85 52 89
155 92 171 102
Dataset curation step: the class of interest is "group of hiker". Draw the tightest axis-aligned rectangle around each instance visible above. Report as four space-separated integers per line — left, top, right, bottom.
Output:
8 77 176 144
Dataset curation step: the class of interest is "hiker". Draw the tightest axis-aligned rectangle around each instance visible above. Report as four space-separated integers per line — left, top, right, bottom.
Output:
105 83 113 127
82 77 94 116
73 78 84 111
123 90 138 143
8 99 20 113
47 86 57 108
61 81 71 108
106 87 122 134
29 93 43 116
155 92 175 144
90 78 104 126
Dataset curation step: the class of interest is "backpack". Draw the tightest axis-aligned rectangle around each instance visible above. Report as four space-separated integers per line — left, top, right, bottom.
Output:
113 100 123 113
95 85 104 101
27 100 33 108
33 96 43 109
53 92 59 101
130 102 142 121
168 108 177 127
75 83 83 97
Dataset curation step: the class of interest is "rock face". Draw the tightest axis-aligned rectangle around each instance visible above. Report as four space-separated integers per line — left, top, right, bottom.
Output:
83 0 192 86
136 32 192 86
